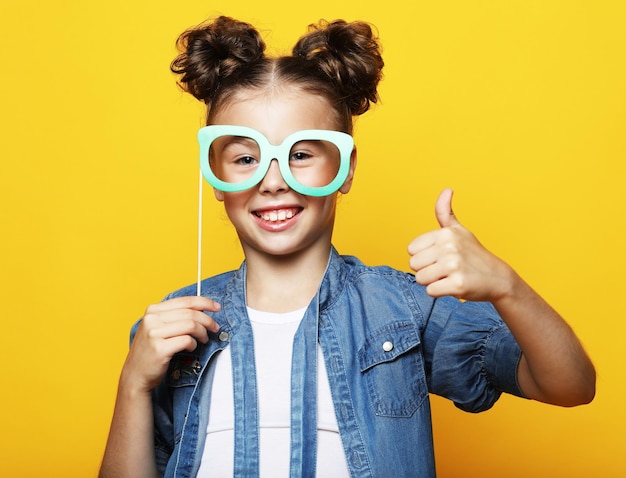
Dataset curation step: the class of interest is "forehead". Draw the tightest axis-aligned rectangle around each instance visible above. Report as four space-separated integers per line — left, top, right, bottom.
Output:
209 86 341 143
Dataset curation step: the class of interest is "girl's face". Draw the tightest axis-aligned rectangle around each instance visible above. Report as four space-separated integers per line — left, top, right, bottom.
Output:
210 86 356 260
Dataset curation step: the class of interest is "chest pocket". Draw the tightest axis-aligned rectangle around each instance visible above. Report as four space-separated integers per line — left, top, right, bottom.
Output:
166 353 203 388
358 321 428 417
164 353 204 446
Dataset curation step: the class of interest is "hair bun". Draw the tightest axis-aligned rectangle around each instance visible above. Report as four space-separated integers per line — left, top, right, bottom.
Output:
293 20 384 115
170 16 266 103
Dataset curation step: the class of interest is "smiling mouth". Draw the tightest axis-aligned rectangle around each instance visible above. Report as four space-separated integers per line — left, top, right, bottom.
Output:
253 207 302 222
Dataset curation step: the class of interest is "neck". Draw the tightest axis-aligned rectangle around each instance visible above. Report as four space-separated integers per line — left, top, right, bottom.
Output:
244 245 331 313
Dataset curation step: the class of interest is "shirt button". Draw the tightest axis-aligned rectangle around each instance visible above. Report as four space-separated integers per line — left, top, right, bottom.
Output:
218 330 230 342
382 341 394 352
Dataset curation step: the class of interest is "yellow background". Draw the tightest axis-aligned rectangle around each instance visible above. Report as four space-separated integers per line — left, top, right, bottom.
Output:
1 0 624 476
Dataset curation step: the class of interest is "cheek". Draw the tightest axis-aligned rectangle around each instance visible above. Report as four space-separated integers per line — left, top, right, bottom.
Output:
311 195 339 220
220 191 251 217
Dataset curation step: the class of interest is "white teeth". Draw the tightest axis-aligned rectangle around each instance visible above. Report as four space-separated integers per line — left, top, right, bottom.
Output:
259 209 296 222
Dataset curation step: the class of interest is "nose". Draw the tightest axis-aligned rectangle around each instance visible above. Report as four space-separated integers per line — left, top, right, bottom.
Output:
259 159 289 194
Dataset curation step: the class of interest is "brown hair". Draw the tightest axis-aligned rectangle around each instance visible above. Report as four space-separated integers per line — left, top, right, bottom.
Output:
170 16 384 134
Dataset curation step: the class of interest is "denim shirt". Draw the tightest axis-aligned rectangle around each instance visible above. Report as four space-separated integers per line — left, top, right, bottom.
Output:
134 248 524 477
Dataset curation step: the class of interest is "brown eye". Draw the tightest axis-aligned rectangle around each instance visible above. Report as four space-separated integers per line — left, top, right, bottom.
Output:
290 151 312 162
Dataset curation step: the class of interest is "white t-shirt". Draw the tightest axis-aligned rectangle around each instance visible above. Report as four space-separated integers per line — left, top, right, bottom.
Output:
197 307 350 477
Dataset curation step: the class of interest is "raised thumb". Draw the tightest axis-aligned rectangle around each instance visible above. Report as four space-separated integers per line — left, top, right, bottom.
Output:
435 188 459 228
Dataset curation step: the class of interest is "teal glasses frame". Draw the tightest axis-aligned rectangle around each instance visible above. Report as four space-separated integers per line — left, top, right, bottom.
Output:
198 125 354 197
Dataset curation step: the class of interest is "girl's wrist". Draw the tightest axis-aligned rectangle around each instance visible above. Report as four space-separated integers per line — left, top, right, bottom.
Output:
489 262 524 307
118 369 156 398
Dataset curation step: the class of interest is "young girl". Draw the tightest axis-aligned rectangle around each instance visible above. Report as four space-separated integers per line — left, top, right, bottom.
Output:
100 16 595 478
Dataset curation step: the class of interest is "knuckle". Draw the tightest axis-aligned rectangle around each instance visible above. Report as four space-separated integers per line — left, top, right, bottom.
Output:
180 318 198 335
141 312 159 328
183 336 199 352
414 271 426 285
145 326 161 341
143 305 159 320
441 240 460 255
439 228 455 241
446 256 461 272
449 273 466 294
179 308 195 321
144 303 157 314
150 339 166 356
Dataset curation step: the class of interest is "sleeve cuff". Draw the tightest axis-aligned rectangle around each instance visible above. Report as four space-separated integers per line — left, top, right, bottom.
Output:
484 325 527 399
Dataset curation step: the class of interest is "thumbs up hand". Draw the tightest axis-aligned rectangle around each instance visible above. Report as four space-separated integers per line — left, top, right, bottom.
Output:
408 189 513 302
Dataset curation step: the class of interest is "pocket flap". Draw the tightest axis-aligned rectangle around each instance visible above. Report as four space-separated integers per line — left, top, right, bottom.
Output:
358 321 421 372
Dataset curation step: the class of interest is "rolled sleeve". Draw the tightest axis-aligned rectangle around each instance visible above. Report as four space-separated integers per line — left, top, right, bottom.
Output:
483 324 526 399
425 299 525 413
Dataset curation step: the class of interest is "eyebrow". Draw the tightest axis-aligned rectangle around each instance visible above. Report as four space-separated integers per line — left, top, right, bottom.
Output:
292 139 324 148
216 136 259 151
